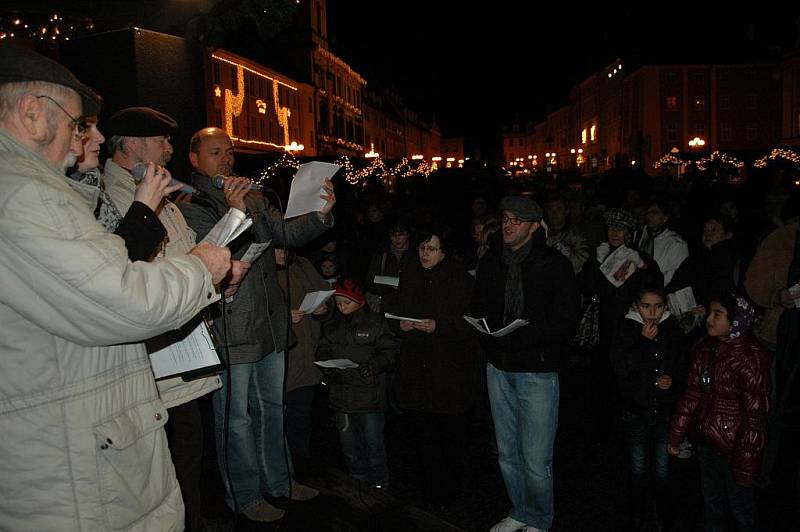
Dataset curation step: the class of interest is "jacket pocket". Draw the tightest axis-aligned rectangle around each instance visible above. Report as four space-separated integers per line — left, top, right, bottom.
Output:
93 399 175 530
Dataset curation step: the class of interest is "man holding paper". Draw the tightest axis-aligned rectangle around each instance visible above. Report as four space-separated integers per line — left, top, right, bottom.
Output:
471 196 580 532
180 127 336 522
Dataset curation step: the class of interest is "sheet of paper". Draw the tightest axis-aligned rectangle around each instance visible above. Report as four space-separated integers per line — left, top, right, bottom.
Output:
201 208 253 247
384 312 424 323
314 359 359 369
373 275 400 287
599 245 640 288
462 315 529 337
299 289 335 313
789 282 800 307
240 241 271 264
667 286 698 316
284 162 342 219
149 323 221 380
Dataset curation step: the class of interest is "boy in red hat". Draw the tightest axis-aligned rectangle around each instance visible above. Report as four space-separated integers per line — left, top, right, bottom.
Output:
317 278 397 488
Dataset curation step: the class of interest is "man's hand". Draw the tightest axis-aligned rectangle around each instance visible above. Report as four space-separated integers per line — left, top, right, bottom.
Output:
312 304 328 316
290 309 305 324
319 178 336 218
223 176 251 212
641 321 658 340
134 163 182 212
222 260 250 298
413 319 436 334
667 444 680 457
399 320 415 332
656 374 673 390
190 242 231 285
359 360 375 382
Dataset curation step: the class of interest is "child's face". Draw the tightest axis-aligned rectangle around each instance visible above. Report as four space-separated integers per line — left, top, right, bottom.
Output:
706 301 732 338
335 295 363 315
320 260 337 278
636 292 666 324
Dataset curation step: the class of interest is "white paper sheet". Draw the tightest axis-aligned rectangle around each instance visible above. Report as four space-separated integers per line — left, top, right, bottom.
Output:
149 323 221 379
201 208 253 247
384 312 424 323
314 359 359 369
599 245 641 287
240 241 271 264
667 286 698 316
284 162 342 219
373 275 400 287
463 315 529 337
299 289 335 313
789 282 800 307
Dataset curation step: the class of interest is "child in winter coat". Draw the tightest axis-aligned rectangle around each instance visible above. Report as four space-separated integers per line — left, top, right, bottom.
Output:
316 279 397 488
611 284 689 529
668 293 770 531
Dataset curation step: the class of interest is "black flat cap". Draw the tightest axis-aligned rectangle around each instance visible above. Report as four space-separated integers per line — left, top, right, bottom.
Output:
0 44 101 116
105 107 178 138
499 195 543 222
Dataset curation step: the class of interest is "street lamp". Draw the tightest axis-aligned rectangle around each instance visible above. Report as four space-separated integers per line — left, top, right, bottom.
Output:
365 142 379 159
688 136 706 150
284 141 304 153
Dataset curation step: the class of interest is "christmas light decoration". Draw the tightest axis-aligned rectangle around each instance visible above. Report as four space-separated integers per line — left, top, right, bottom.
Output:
753 148 800 168
696 151 744 172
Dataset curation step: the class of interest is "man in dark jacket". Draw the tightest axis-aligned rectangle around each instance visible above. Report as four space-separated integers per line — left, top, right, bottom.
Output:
472 196 580 532
179 127 336 523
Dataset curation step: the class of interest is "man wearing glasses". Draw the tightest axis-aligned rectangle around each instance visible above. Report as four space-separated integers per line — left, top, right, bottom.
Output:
471 195 580 532
0 46 231 530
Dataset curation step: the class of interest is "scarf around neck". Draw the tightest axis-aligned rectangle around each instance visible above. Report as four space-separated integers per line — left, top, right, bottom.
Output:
502 239 533 325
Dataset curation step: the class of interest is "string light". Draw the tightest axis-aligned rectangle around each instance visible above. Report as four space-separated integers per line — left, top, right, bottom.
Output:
754 148 800 168
696 151 744 172
653 152 688 169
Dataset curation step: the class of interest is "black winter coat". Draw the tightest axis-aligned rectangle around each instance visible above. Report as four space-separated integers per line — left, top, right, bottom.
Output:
317 308 397 413
610 312 690 415
387 255 480 414
471 230 581 373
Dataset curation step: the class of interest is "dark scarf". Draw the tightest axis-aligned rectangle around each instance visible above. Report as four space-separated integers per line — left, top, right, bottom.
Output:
502 239 533 325
67 167 124 232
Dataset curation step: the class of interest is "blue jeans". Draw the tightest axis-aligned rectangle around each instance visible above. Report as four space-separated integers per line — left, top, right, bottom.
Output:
334 411 387 486
213 351 292 512
622 410 670 519
487 364 559 530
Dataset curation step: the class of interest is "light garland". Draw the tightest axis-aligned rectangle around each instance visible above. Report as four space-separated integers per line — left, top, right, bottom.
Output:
653 153 687 169
696 151 745 172
256 153 301 183
753 148 800 168
0 12 94 43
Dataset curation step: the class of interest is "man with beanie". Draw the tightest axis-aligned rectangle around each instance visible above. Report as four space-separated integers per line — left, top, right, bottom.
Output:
0 46 231 530
471 195 580 532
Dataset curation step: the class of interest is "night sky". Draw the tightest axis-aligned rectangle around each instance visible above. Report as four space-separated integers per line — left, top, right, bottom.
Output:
327 4 800 155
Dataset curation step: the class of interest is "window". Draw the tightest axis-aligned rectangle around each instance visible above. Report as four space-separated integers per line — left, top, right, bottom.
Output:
746 124 757 141
719 96 730 111
746 94 757 110
694 72 705 85
230 68 238 92
213 63 221 85
590 125 597 142
518 138 523 147
721 124 731 142
664 71 678 83
581 128 587 144
232 116 240 136
665 96 678 110
214 109 222 128
695 124 705 136
667 124 678 142
693 96 705 110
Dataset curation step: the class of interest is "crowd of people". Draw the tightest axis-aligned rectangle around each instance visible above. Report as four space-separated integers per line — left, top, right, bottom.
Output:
0 44 798 532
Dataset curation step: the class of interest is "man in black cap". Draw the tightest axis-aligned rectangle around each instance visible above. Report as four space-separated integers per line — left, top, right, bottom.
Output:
471 195 580 532
102 106 178 214
0 45 231 530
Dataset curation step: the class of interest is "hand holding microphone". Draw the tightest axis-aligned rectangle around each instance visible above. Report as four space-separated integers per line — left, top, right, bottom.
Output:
215 175 252 212
131 162 194 212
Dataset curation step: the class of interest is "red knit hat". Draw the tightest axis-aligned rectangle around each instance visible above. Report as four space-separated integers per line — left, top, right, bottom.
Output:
334 279 365 305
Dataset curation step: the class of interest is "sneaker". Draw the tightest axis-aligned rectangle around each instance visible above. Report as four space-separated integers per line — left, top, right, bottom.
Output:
290 480 319 501
241 499 285 522
490 516 527 532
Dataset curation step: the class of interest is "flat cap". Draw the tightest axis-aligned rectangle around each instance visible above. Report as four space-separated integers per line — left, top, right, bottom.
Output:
105 107 178 138
0 44 101 116
499 195 543 222
602 208 639 234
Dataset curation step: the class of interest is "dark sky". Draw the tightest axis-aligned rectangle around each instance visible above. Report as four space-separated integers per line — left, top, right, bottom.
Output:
327 4 800 149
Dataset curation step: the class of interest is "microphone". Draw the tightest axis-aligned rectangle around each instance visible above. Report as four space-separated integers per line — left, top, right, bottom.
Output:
212 174 272 192
131 162 199 195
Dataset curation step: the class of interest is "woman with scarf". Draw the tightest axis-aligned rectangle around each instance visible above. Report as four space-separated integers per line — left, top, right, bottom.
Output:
668 294 770 531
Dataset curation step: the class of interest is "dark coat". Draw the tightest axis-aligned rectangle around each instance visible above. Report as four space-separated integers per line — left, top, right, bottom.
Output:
668 335 771 487
386 255 480 414
179 172 331 365
470 229 581 373
610 312 690 416
317 308 397 413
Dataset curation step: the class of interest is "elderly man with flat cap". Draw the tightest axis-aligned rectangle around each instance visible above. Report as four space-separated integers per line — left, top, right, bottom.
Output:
0 45 232 531
471 195 580 532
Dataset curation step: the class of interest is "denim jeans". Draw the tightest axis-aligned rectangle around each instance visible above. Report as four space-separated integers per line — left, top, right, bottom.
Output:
213 351 292 512
487 364 559 530
335 411 387 486
622 410 670 519
698 445 759 532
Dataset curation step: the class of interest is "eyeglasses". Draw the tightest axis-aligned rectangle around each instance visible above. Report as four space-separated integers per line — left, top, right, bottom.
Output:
417 244 441 253
500 214 529 226
36 95 87 139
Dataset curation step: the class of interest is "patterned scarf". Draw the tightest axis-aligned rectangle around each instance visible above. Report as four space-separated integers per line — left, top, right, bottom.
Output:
502 239 532 325
67 168 124 232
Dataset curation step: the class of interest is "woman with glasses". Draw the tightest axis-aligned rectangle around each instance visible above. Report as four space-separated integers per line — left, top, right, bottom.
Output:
385 225 480 507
